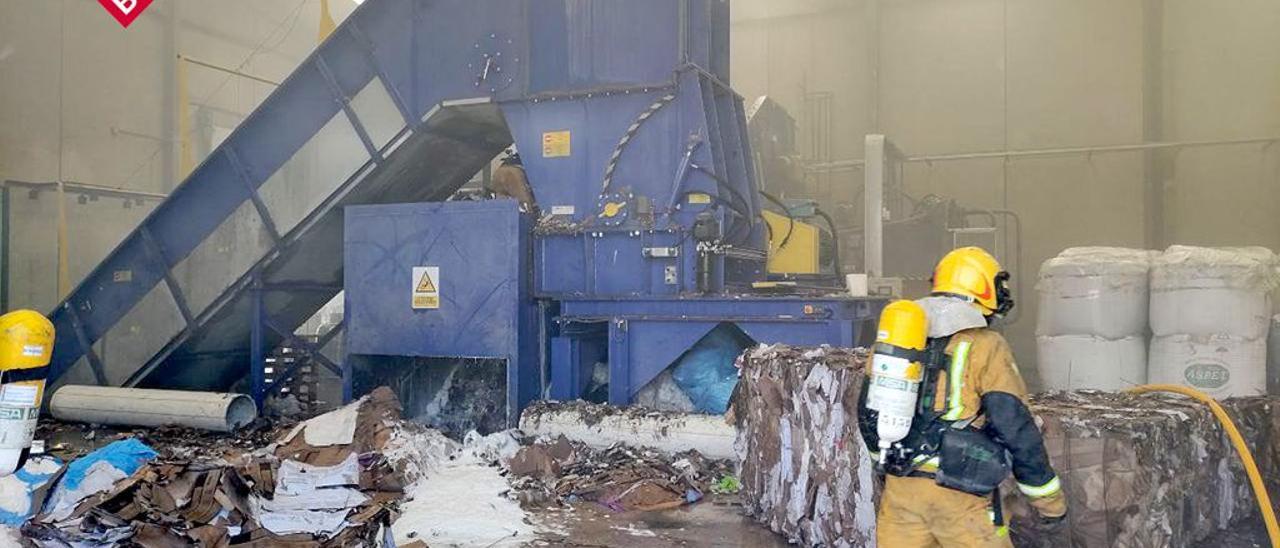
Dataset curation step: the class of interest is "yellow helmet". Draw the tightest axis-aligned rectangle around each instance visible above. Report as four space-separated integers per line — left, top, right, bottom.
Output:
931 247 1013 317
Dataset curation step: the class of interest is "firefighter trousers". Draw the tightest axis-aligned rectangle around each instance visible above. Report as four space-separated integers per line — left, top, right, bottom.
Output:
877 475 1012 548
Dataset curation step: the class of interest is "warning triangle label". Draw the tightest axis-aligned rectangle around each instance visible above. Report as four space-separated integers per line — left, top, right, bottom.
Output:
416 272 437 292
412 267 440 310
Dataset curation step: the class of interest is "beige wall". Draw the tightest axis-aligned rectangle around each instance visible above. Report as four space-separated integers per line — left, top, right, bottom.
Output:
730 0 1280 387
0 0 356 311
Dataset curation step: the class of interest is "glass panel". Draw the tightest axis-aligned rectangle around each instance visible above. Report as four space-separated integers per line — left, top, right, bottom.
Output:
348 79 404 152
257 112 369 236
318 324 344 365
172 200 273 317
99 282 185 385
57 356 100 387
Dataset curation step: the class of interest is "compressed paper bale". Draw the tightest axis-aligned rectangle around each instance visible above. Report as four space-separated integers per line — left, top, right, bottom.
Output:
733 345 876 547
1007 392 1279 548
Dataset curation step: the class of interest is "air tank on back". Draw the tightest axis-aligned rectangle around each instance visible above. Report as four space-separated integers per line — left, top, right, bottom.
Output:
867 300 928 461
0 310 54 475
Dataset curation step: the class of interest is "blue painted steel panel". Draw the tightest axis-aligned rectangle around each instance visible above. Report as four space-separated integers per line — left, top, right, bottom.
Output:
607 320 718 404
511 71 764 297
555 295 884 402
344 200 539 423
559 296 883 322
345 201 526 358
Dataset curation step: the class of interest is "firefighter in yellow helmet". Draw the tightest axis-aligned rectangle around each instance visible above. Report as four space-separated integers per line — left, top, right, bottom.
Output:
858 247 1066 547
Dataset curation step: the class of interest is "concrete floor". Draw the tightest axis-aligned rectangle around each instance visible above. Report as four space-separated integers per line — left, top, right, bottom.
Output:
525 499 1277 548
527 497 789 548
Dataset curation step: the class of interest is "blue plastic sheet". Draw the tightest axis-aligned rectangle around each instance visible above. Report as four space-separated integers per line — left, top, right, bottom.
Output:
57 438 156 493
43 438 157 520
670 325 752 414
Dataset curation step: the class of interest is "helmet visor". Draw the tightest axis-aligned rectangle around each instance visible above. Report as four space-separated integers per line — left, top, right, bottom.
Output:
993 271 1014 317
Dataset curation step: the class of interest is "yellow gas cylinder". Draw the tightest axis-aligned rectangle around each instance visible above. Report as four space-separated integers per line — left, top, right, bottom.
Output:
0 310 54 475
867 300 928 461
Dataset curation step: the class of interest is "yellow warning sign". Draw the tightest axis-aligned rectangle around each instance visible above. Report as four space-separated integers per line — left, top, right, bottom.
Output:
542 130 571 158
415 272 437 292
411 267 440 310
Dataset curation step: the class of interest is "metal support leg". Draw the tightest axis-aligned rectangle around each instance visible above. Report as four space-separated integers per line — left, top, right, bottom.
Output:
549 336 577 400
341 294 353 404
607 319 630 406
249 285 266 407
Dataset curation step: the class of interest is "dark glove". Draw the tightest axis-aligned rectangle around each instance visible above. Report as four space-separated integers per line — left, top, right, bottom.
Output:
1039 511 1067 527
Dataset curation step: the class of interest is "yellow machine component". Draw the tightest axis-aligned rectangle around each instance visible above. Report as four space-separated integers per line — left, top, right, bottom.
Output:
0 310 54 476
601 201 627 218
867 300 928 460
763 209 822 275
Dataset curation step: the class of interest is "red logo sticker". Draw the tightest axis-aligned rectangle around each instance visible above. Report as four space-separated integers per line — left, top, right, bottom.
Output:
975 279 994 301
97 0 154 28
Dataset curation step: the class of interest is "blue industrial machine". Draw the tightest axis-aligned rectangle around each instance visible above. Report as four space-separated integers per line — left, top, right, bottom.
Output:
44 0 886 429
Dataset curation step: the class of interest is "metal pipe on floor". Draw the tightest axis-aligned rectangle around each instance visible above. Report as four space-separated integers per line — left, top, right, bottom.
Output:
49 385 258 432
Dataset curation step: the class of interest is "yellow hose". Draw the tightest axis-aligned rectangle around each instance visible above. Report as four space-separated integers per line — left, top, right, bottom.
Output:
1128 384 1280 548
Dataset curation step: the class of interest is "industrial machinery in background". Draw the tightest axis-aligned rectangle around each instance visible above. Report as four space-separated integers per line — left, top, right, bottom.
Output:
42 0 887 435
747 97 842 282
745 97 1022 306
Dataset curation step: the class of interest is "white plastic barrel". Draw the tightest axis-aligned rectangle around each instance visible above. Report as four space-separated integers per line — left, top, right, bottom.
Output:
1036 335 1147 391
1148 333 1267 398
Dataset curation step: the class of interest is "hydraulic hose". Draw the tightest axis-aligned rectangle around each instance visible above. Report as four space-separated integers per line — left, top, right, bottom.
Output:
758 190 796 249
1128 384 1279 548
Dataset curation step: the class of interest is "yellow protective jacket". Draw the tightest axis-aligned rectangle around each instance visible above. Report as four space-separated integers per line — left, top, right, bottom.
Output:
859 327 1066 518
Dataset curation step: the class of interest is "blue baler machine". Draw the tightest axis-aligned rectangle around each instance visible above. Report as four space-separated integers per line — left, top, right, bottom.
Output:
43 0 886 432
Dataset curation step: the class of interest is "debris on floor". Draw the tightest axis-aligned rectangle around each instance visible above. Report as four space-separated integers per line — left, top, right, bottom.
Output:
9 385 758 547
507 434 734 513
18 386 442 547
1007 391 1280 548
733 344 877 547
36 415 283 463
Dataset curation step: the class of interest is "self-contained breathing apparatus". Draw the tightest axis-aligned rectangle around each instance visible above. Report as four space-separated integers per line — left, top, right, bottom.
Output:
861 300 1011 498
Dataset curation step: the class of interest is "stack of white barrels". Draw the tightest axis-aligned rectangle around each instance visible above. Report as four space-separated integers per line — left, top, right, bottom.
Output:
1148 246 1276 397
1036 247 1154 391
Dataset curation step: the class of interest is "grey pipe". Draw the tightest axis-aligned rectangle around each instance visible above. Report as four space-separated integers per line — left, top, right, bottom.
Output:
50 385 257 432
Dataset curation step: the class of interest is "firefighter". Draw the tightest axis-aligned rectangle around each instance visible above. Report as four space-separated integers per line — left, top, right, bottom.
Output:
859 247 1067 547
